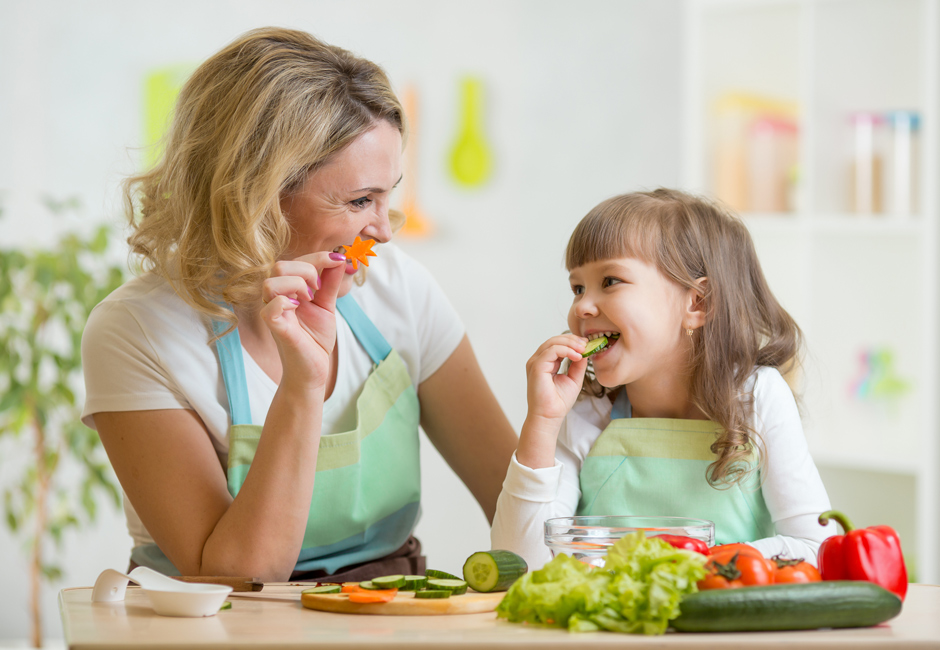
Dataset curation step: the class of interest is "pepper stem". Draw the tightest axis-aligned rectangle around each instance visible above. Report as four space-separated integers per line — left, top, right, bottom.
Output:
819 510 855 533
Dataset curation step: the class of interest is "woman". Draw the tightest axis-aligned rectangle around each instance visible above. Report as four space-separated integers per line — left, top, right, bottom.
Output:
81 27 517 582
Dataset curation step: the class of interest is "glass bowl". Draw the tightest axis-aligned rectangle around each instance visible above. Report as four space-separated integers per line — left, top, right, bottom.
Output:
544 515 715 568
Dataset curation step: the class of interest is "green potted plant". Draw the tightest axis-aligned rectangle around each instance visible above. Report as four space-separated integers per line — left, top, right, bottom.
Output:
0 197 126 648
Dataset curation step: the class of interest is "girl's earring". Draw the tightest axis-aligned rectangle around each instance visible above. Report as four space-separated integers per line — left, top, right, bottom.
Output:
686 328 694 337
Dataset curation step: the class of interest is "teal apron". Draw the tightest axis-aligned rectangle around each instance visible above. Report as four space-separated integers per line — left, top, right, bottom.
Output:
131 294 422 575
577 390 774 545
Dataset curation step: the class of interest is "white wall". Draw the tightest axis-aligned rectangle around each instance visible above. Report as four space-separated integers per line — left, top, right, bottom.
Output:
0 0 683 642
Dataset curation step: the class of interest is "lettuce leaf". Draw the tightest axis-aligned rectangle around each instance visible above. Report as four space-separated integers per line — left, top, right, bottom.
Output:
495 532 707 635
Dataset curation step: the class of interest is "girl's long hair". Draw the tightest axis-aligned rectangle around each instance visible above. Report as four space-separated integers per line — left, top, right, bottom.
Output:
565 188 802 486
124 27 405 330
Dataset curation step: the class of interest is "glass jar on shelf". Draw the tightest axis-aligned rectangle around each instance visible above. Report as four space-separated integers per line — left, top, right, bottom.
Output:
883 110 920 217
848 111 884 215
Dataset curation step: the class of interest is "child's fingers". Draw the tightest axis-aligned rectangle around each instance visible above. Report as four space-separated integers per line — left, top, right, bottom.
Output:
527 343 585 376
565 357 588 384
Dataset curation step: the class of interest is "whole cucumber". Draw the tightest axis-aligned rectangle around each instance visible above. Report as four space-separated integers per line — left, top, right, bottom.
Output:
672 581 902 633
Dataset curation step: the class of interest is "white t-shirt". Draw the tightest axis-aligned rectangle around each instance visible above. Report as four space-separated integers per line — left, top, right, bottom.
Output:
491 366 837 570
81 244 465 549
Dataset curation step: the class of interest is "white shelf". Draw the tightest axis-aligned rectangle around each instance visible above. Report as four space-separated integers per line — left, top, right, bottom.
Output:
685 0 939 583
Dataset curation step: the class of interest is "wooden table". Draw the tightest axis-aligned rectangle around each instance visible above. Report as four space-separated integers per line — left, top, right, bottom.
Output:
59 583 940 649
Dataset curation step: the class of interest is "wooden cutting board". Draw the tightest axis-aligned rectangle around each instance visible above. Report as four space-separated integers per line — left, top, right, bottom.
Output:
301 590 504 616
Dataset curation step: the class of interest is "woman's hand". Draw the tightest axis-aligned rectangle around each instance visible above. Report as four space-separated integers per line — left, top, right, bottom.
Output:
516 334 587 470
260 252 347 387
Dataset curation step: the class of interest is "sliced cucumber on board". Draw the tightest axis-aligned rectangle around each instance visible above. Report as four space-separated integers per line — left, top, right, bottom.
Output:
303 585 342 594
401 575 428 591
414 590 451 599
427 579 468 595
425 569 462 581
672 581 902 632
463 550 528 592
372 575 406 589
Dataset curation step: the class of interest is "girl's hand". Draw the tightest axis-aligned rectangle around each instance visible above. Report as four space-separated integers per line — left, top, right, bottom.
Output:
259 252 348 388
525 334 588 423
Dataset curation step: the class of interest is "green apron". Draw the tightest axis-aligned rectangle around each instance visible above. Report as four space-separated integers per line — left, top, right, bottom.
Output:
577 390 774 545
131 294 421 575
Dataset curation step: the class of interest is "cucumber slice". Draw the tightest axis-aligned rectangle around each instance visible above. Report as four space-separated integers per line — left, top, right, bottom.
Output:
427 579 468 595
303 585 341 594
582 336 608 357
372 575 406 589
414 590 451 599
401 575 428 591
219 601 232 610
358 581 382 590
463 550 528 592
425 569 461 581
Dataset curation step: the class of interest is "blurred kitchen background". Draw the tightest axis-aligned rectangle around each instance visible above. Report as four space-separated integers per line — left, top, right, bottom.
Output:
1 0 937 644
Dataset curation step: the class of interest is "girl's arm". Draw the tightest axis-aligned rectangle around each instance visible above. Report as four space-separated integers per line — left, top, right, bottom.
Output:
744 367 837 565
416 335 518 523
491 419 585 570
489 334 590 568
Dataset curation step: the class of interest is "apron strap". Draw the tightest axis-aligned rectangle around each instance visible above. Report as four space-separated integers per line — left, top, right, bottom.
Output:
212 319 253 427
213 294 393 426
610 388 632 420
336 294 392 365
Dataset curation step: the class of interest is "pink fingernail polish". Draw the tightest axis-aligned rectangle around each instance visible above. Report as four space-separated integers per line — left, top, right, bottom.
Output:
289 298 300 306
329 252 347 261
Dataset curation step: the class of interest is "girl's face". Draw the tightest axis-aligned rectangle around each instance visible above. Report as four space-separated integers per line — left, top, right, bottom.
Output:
567 256 693 390
280 120 402 296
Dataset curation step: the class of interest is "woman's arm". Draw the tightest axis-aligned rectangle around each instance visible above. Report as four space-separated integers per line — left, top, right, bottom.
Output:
91 257 347 581
416 335 518 523
94 381 323 580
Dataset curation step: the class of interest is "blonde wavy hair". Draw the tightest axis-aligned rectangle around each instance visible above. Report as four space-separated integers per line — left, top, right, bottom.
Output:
124 27 405 329
565 188 802 487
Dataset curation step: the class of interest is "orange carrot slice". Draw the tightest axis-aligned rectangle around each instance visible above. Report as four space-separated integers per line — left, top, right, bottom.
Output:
342 236 377 270
348 588 397 604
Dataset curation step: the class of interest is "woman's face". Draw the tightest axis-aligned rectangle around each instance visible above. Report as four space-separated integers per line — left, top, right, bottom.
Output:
280 120 403 296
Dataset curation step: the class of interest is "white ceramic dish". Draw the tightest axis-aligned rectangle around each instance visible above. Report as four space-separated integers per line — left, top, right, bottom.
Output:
92 566 232 617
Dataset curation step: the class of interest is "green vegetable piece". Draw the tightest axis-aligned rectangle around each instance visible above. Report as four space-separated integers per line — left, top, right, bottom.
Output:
401 575 428 591
303 584 342 594
358 581 383 590
414 590 451 599
425 569 461 581
495 532 707 635
219 601 232 610
672 581 902 632
463 550 528 593
427 578 468 595
371 575 406 589
581 336 608 357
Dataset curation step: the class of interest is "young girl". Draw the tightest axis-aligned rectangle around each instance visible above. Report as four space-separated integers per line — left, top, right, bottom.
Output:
491 188 836 570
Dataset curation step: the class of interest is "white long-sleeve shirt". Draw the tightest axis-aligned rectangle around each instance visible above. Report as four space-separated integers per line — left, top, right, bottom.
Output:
491 366 836 570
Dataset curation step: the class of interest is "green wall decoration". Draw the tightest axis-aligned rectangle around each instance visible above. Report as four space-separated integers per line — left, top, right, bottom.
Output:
0 198 126 648
143 64 193 167
448 76 494 188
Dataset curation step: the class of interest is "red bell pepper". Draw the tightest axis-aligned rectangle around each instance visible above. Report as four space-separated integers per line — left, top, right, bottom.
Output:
654 534 709 555
817 510 907 601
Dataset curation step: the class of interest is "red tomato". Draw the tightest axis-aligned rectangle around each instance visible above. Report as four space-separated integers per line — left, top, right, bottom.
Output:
772 556 822 584
698 551 775 590
697 573 744 590
708 543 765 559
